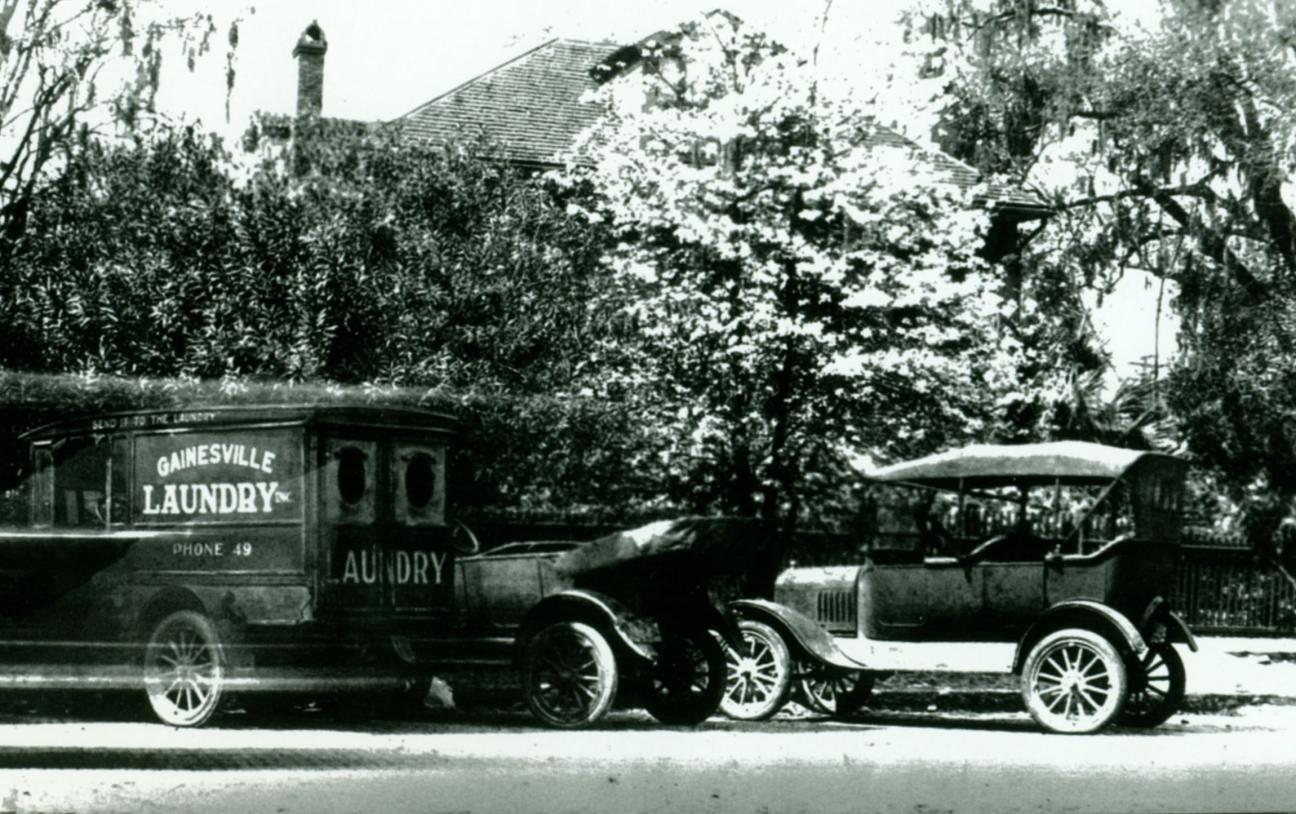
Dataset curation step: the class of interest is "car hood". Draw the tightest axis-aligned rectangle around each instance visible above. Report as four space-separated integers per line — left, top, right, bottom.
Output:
553 517 782 582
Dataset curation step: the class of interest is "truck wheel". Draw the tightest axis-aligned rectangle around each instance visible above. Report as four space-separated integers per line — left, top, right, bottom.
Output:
143 611 226 728
1021 628 1127 734
1119 643 1185 728
721 620 792 721
644 629 726 725
521 621 618 728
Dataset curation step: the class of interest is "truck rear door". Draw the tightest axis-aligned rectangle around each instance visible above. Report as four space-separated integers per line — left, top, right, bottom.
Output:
320 437 453 621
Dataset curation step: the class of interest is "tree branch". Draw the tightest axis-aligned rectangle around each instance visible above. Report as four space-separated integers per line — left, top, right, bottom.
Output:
1136 178 1270 304
1060 181 1215 211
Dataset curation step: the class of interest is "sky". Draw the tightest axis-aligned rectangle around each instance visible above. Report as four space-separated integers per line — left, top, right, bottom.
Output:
155 0 910 136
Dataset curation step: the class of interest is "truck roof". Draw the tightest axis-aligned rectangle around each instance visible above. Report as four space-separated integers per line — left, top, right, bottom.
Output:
20 403 458 441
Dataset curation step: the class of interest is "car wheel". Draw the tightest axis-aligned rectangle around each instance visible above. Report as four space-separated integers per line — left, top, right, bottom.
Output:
1119 643 1185 728
644 628 726 725
521 621 618 729
1021 628 1127 734
797 669 875 718
720 620 792 721
143 611 226 728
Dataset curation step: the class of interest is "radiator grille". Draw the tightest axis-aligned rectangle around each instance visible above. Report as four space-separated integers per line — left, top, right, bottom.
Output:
815 589 856 632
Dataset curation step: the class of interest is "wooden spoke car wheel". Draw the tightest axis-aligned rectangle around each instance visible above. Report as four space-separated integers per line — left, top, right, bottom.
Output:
1119 643 1185 728
1022 628 1127 734
720 620 792 721
798 669 875 718
644 629 726 725
143 611 226 728
522 621 618 729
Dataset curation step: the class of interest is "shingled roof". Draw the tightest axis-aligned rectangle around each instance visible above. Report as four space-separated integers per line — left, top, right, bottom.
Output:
397 37 1045 214
399 39 616 169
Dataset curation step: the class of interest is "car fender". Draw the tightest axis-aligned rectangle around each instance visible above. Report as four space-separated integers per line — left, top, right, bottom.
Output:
729 598 868 671
1165 611 1198 652
517 589 656 665
1139 597 1199 653
1013 599 1148 674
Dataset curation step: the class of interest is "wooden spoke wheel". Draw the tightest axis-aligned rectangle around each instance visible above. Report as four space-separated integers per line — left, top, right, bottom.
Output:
720 620 792 721
521 621 618 729
644 629 726 726
798 668 875 718
1022 628 1127 734
143 611 226 728
1119 643 1185 728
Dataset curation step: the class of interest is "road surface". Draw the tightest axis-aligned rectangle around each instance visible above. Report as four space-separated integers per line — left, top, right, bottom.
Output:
0 695 1291 813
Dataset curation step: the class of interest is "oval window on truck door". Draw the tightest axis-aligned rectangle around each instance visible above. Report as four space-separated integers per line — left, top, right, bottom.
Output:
405 452 436 510
324 441 375 525
392 445 446 526
337 447 367 506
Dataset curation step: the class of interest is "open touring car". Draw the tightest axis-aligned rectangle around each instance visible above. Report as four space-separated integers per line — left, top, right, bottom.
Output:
721 441 1197 734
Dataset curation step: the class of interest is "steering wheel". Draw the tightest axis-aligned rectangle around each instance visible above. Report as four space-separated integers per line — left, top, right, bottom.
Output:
958 533 1008 566
92 494 128 526
451 521 482 556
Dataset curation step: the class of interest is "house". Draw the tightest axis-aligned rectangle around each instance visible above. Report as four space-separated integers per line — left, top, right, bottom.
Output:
398 28 1042 217
261 16 1046 263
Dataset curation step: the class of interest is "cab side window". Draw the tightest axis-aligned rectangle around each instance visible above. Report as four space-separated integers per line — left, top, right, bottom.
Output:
392 445 446 526
50 435 126 528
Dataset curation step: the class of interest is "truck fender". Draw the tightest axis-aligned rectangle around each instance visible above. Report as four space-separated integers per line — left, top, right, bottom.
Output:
729 598 868 671
517 590 655 665
1012 599 1148 674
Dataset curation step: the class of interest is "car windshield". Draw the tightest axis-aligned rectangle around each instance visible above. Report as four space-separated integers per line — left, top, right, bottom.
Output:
860 479 1136 559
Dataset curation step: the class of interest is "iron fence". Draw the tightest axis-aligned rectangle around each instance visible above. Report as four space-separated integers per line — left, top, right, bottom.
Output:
1173 546 1296 635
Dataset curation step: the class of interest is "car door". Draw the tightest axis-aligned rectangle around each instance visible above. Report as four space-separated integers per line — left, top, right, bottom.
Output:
866 558 982 639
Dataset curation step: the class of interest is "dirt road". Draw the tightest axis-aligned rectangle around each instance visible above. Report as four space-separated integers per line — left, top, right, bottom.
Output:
0 701 1291 813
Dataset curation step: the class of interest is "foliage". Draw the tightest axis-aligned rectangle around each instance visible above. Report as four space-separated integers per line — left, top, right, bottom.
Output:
2 123 614 389
0 0 237 256
566 13 1022 525
0 119 673 518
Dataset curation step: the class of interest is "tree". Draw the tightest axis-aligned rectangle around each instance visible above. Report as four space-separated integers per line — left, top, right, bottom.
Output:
566 12 1021 527
910 0 1296 573
0 0 237 258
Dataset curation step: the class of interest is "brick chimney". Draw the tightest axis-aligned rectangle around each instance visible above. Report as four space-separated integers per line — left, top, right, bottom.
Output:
293 21 327 118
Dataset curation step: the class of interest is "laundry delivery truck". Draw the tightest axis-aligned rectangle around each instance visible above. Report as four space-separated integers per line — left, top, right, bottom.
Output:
2 404 461 726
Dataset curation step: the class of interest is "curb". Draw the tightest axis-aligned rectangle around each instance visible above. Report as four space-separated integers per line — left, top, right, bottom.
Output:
863 689 1296 715
447 683 1296 717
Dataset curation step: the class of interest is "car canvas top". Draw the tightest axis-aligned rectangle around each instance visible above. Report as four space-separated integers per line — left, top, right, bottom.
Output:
861 440 1183 488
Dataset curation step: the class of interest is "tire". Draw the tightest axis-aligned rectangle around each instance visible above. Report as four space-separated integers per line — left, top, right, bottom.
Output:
644 629 726 725
521 621 618 729
142 611 226 728
1119 643 1185 728
720 620 792 721
1021 628 1127 734
797 669 875 719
